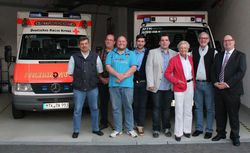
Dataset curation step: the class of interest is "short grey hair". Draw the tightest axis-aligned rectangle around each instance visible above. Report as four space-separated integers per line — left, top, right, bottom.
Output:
198 32 210 39
177 40 190 50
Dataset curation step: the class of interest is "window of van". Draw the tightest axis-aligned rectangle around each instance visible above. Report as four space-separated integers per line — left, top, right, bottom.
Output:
140 26 214 51
19 34 84 60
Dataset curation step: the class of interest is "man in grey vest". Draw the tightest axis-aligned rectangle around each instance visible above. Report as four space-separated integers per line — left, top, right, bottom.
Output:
68 37 104 138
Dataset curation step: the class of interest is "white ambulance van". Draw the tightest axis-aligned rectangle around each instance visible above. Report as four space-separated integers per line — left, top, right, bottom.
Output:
6 11 91 118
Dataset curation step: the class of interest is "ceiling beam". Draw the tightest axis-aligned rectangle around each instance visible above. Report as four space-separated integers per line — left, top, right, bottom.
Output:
0 2 47 9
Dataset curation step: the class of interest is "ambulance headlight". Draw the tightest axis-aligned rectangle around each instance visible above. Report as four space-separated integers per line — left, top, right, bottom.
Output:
16 83 33 92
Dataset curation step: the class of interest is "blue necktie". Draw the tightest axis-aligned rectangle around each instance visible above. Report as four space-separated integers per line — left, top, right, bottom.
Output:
219 52 230 82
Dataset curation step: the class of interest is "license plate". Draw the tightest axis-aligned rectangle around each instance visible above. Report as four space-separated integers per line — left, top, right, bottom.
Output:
43 102 69 110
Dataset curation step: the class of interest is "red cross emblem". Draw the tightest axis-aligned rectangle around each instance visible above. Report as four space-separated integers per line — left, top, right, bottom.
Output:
73 28 80 35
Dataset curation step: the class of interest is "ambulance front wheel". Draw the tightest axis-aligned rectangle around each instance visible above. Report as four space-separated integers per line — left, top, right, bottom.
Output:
12 103 25 119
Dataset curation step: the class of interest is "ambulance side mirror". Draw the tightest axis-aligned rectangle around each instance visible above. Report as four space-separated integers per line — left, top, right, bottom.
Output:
4 45 15 63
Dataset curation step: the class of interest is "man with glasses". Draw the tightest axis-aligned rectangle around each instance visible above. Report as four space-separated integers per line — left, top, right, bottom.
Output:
211 35 246 146
192 32 216 139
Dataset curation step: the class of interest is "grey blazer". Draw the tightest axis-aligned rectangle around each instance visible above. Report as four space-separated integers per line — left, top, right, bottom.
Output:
146 47 177 93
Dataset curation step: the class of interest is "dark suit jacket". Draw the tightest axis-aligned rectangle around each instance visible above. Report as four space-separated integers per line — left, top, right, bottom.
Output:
134 49 149 82
211 49 246 95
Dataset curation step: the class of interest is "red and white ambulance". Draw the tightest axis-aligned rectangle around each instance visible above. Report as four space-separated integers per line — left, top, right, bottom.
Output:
9 11 91 118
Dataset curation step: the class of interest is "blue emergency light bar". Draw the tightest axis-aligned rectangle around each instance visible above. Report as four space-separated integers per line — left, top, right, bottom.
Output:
29 12 46 18
143 16 204 23
29 12 81 19
143 17 151 23
40 84 70 91
143 17 156 23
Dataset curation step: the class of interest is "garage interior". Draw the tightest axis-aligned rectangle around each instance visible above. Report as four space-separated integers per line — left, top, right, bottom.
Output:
0 0 250 145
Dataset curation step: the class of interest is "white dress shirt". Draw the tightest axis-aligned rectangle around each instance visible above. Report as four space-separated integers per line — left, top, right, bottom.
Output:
180 54 192 80
196 45 208 80
67 51 103 75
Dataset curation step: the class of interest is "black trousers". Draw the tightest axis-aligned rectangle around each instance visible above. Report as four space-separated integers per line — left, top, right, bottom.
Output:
98 83 110 126
215 90 241 139
133 82 148 127
151 90 173 131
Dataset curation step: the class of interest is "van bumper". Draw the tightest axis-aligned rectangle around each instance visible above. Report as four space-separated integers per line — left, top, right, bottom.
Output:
12 94 74 111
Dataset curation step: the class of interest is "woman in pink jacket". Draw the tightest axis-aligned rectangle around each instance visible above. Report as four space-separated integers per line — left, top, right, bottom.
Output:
165 40 195 142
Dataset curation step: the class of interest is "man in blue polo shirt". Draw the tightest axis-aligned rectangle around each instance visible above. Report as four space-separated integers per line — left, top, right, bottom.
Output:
106 35 138 138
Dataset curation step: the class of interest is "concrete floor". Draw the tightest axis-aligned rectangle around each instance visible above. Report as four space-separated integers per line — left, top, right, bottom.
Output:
0 93 250 145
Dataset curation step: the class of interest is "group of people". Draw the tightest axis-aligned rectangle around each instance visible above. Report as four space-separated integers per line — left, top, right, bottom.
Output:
67 32 246 147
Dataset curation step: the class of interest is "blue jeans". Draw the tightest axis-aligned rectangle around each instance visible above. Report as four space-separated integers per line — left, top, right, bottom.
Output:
194 81 215 133
73 88 99 133
109 87 134 132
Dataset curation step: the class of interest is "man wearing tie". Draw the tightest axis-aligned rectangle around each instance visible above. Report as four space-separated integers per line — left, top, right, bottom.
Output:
211 35 246 146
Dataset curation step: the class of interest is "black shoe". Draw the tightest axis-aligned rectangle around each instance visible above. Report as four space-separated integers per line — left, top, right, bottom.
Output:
153 131 160 138
164 129 172 137
212 134 226 141
184 133 191 138
175 136 181 142
92 130 104 136
232 138 240 146
72 132 79 138
100 124 108 130
204 132 212 139
192 130 203 137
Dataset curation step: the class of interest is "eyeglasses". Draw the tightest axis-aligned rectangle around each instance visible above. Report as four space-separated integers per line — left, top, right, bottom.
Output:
224 39 234 42
199 37 209 40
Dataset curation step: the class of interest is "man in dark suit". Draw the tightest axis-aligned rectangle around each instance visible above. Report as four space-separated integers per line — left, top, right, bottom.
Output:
211 35 246 146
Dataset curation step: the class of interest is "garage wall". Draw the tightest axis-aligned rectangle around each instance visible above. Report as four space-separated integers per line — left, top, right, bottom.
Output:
0 6 40 82
74 5 128 50
0 6 28 57
204 0 250 108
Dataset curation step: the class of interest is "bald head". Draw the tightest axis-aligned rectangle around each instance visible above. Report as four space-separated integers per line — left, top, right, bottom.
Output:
105 34 115 51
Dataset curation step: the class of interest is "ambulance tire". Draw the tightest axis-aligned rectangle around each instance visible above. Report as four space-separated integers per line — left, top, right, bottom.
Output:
12 103 25 119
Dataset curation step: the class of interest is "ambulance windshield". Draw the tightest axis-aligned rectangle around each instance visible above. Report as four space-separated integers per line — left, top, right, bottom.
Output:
19 34 84 60
140 26 214 51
